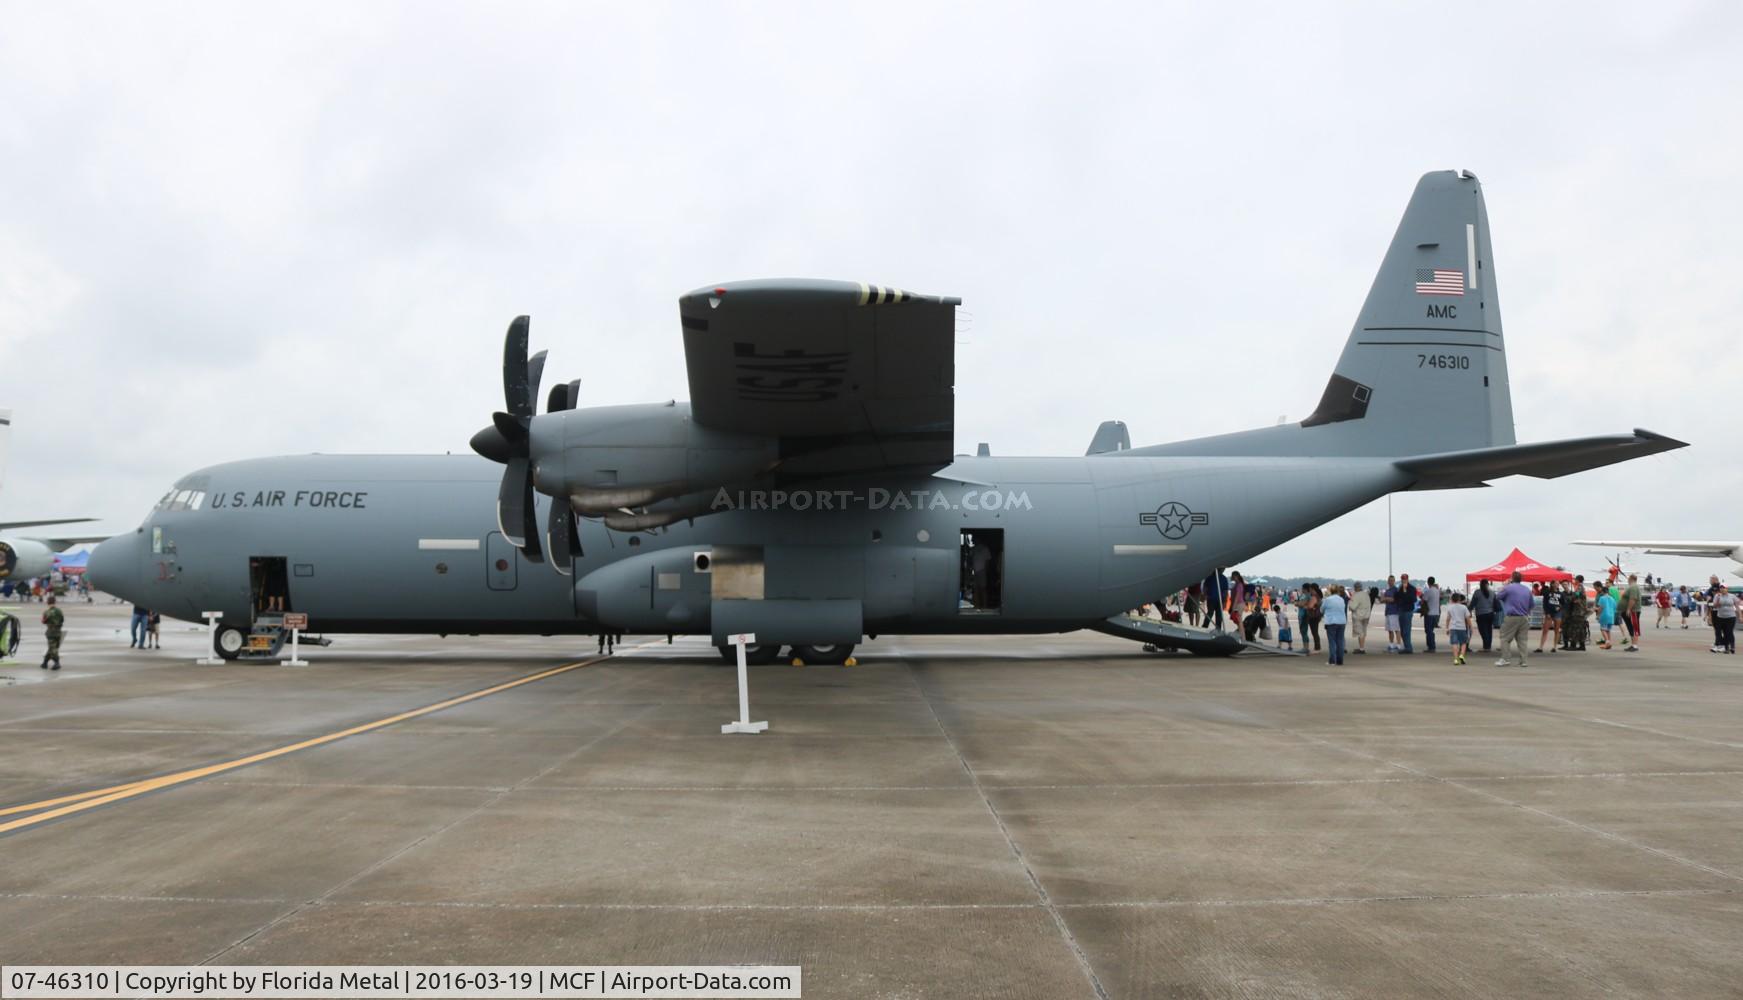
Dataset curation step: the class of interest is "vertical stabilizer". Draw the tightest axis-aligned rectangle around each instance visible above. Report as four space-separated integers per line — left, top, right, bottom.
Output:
1304 170 1515 453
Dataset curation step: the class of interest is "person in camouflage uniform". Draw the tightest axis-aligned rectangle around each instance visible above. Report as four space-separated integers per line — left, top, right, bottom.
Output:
40 595 63 670
1561 577 1589 651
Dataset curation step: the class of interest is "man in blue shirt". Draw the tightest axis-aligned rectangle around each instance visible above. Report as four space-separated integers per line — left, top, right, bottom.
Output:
1496 571 1534 668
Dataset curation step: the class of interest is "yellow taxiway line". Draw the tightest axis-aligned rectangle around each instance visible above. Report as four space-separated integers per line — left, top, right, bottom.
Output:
0 651 619 836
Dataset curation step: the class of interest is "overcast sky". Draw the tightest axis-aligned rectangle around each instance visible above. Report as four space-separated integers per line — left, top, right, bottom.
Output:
2 1 1738 586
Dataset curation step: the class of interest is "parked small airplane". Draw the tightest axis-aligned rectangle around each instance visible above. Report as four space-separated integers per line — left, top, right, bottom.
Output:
0 409 103 581
1571 540 1743 579
89 171 1684 662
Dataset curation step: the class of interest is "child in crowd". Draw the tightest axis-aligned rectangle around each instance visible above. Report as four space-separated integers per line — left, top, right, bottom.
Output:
1275 602 1293 651
1596 587 1618 649
1444 591 1471 665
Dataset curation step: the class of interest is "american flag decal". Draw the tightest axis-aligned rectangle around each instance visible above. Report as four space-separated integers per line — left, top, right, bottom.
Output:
1415 268 1464 296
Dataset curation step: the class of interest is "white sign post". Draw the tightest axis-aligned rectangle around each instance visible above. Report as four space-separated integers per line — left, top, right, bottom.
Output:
720 632 768 734
282 612 309 666
196 611 224 665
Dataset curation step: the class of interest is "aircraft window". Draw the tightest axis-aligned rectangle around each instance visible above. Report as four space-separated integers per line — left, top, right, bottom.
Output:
188 491 205 510
172 490 193 510
156 491 177 510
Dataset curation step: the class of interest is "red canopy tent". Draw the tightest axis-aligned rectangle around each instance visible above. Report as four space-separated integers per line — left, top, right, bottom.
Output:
1467 548 1574 584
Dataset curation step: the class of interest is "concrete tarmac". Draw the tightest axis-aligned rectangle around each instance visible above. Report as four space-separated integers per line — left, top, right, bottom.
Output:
1 599 1740 998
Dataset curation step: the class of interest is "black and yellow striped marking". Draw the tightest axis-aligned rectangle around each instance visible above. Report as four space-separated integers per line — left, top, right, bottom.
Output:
0 650 627 836
855 282 909 306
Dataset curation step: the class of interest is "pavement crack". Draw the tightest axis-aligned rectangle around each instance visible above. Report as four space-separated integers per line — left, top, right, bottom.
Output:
906 662 1111 1000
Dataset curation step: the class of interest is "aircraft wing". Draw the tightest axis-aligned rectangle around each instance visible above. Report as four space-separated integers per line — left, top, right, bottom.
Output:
0 517 96 531
1395 429 1686 490
1571 540 1743 559
39 534 110 552
679 279 959 479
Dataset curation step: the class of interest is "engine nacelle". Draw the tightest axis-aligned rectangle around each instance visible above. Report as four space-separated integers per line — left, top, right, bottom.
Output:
529 402 776 514
0 537 55 581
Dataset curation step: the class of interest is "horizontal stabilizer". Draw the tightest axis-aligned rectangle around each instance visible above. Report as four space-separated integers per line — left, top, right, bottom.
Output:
1086 420 1131 456
0 517 96 531
1396 429 1686 489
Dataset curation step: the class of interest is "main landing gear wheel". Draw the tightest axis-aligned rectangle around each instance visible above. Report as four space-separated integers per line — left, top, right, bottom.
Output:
791 643 854 665
214 626 245 661
717 642 783 665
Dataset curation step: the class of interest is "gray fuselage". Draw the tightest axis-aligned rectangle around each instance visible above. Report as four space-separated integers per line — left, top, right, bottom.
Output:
90 452 1408 639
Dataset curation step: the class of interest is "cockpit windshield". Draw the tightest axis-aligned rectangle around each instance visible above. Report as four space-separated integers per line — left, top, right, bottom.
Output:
155 488 206 512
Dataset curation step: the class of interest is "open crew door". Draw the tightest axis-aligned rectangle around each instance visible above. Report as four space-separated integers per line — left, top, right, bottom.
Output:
958 528 1004 614
249 556 291 617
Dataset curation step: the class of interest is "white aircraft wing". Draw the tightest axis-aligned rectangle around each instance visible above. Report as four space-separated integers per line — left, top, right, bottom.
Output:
1571 540 1743 559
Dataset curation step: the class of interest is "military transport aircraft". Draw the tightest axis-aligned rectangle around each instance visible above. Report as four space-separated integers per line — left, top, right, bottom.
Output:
89 171 1684 663
0 409 103 582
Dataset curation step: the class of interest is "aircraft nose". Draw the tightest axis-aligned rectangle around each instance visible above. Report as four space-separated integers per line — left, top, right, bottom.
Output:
87 531 142 601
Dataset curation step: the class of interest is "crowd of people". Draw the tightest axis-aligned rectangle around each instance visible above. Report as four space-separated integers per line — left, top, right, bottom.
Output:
1 575 93 602
1146 568 1740 666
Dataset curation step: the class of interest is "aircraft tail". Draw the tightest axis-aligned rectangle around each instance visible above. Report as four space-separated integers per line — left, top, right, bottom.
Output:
1126 171 1685 482
1133 170 1514 460
1302 169 1514 454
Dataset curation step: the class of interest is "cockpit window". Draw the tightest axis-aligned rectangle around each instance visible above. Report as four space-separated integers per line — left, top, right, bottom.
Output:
156 489 207 512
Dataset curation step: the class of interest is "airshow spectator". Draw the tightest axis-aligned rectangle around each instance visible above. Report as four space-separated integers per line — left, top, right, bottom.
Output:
1596 586 1618 650
1713 587 1738 654
1396 573 1419 654
1469 580 1497 652
1296 583 1323 653
1444 591 1471 665
1421 576 1442 653
1204 569 1229 632
1348 582 1373 655
1496 570 1533 668
40 596 63 671
1654 586 1672 628
1563 578 1590 651
1620 574 1643 652
1382 575 1401 652
129 603 150 649
1322 584 1348 665
1536 582 1563 653
1675 585 1693 628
